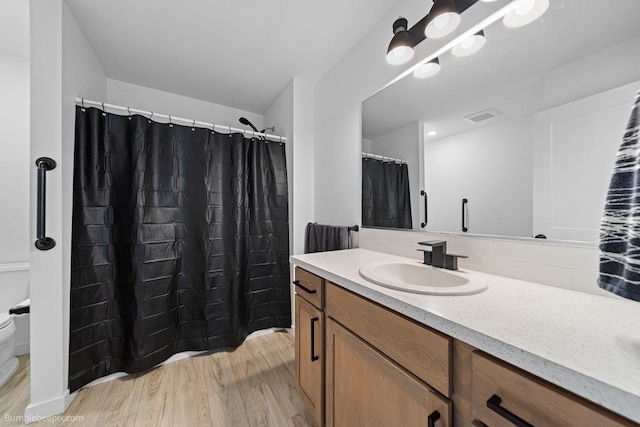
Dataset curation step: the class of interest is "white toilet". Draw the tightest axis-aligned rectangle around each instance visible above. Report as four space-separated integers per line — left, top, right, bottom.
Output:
0 313 19 387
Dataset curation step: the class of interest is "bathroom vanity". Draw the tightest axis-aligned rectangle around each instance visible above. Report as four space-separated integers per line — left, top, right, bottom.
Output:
291 249 640 427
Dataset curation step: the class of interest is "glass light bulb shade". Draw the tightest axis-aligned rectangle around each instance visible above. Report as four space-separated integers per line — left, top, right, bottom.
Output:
425 12 461 38
413 61 441 79
427 130 438 136
515 0 536 15
386 45 414 65
503 0 549 28
451 33 486 57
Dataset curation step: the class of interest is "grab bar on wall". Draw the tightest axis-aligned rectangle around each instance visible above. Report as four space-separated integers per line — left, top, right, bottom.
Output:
35 157 57 250
421 190 428 228
462 198 468 233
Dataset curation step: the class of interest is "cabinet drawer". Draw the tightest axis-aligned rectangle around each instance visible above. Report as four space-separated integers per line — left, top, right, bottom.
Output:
471 351 636 427
326 281 451 397
294 267 324 309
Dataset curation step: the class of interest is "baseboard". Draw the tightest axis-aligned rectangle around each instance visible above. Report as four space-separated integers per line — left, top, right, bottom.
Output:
14 341 29 356
24 389 73 424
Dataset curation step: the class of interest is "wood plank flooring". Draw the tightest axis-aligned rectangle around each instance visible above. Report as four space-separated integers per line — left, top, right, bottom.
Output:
0 331 315 426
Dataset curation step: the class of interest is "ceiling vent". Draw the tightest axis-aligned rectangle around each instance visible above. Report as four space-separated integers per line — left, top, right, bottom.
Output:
464 108 502 124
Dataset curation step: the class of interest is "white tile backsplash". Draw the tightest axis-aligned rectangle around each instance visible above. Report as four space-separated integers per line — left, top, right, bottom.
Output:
493 240 544 263
473 255 516 278
359 228 614 298
541 244 599 270
514 261 573 290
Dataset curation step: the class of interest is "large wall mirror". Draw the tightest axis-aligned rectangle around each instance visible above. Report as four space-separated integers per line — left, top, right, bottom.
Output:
362 0 640 243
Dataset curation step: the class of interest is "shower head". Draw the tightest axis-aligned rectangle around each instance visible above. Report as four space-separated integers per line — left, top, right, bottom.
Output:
239 117 259 132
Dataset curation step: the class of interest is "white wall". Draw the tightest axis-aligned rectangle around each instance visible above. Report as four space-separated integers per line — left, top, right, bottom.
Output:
425 115 533 238
106 79 263 130
0 50 30 318
29 0 107 417
0 52 30 266
291 79 315 255
370 122 420 230
545 36 640 110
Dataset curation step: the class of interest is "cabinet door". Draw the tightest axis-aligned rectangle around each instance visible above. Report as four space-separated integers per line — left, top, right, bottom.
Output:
295 295 324 425
326 318 451 427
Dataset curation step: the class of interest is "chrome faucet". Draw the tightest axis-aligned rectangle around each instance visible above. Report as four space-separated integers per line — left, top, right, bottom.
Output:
418 240 467 271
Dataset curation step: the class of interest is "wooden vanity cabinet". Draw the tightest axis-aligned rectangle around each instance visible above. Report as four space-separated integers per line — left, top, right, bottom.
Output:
294 269 638 427
325 281 452 427
294 268 325 426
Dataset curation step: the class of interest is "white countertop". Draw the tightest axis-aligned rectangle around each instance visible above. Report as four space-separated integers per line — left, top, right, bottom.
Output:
291 248 640 423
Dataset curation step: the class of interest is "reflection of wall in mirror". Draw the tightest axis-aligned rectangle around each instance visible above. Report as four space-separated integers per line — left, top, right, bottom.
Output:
423 35 640 242
368 122 420 230
424 115 534 238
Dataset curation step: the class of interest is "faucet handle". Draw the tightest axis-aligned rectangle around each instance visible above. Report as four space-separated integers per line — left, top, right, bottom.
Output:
445 253 468 270
418 240 446 247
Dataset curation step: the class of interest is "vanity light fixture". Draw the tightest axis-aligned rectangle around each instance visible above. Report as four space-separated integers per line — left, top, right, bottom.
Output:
451 30 486 57
386 17 415 65
503 0 549 28
413 58 441 79
387 0 549 67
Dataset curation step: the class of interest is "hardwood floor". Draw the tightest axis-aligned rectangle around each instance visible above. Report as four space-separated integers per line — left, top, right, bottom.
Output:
0 332 315 426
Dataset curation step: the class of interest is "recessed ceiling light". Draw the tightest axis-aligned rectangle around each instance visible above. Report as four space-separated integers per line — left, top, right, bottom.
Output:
427 130 438 137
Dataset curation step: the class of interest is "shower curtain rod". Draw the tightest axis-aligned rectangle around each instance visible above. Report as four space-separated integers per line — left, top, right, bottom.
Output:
74 97 286 143
361 152 407 165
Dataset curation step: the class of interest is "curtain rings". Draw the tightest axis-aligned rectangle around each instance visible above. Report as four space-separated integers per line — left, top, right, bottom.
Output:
80 98 86 112
101 102 106 116
127 107 132 120
169 115 173 127
148 111 154 123
191 119 196 131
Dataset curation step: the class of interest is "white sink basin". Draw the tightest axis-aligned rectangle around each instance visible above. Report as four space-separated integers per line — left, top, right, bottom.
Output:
359 261 488 296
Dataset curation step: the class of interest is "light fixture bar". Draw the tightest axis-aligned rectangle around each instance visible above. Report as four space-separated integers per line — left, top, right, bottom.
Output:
383 0 523 89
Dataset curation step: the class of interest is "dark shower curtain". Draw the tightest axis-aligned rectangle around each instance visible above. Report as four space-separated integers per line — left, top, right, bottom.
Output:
69 106 291 391
362 157 412 229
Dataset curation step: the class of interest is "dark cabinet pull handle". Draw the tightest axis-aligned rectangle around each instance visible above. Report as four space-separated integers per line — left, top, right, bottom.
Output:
487 395 534 427
421 190 428 228
293 280 317 294
310 317 319 362
462 198 468 233
428 410 441 427
35 157 57 250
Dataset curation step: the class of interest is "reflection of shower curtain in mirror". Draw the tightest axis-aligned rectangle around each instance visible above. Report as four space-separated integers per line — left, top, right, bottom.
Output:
362 158 412 229
69 106 291 391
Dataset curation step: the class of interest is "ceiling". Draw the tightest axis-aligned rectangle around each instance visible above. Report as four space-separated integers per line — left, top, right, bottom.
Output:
0 0 29 58
363 0 640 141
65 0 400 114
